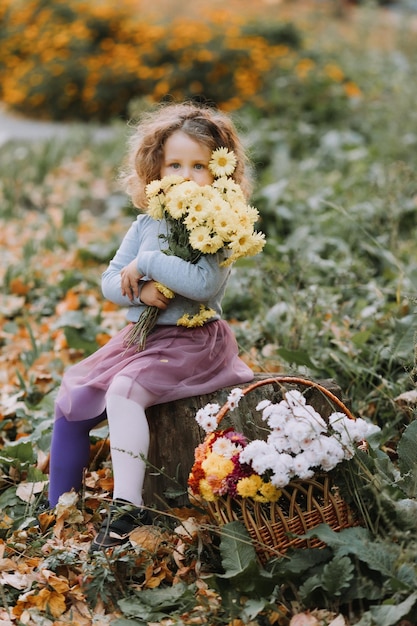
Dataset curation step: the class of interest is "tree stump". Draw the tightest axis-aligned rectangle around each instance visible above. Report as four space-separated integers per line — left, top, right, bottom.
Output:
143 373 346 510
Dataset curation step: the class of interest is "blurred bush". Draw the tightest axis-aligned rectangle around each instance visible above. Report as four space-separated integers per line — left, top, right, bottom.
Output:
0 0 359 122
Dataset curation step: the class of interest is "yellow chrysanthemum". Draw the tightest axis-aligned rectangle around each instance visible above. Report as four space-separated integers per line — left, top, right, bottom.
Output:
146 179 164 198
160 175 184 191
259 482 281 503
165 187 187 220
210 210 236 240
212 176 241 195
146 196 164 220
209 147 237 178
189 225 218 252
221 231 266 267
236 475 263 498
177 305 216 328
155 282 175 299
185 194 213 224
183 211 205 230
199 479 217 502
201 452 234 479
244 205 261 224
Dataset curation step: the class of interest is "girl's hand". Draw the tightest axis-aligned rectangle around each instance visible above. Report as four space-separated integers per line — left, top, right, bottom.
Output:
120 260 143 301
140 281 171 309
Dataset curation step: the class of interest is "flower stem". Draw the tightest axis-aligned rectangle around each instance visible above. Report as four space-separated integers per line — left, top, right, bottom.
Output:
123 306 160 352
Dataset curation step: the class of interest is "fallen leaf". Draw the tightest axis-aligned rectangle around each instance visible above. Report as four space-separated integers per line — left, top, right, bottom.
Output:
16 481 48 504
129 525 168 552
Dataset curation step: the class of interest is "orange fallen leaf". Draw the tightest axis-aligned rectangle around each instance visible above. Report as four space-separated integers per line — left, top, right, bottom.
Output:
129 525 168 552
55 290 80 315
9 277 31 296
13 587 67 619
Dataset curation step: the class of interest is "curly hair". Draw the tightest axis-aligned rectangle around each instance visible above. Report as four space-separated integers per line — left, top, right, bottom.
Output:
119 102 252 209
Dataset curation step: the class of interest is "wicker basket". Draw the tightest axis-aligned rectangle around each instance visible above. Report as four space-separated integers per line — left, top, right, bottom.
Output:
195 376 360 564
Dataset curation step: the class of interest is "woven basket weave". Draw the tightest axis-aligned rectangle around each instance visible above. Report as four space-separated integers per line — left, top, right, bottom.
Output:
198 376 360 564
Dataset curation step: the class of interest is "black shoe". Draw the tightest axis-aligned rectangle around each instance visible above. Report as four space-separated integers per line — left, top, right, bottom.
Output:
90 499 152 551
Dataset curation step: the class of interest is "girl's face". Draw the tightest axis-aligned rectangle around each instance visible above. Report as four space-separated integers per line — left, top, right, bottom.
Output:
160 130 214 186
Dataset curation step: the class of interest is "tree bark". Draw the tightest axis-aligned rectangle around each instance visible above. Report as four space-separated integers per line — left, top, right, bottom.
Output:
143 373 346 510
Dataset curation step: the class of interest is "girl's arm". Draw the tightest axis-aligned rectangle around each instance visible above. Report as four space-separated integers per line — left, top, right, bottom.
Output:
135 249 230 301
101 221 143 306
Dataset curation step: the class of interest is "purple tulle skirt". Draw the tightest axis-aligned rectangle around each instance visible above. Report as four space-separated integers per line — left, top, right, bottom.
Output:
55 320 254 422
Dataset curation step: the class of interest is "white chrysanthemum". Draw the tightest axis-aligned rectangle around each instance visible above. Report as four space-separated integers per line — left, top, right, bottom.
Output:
285 417 315 442
284 389 307 409
267 431 288 453
270 471 292 489
292 452 315 480
239 439 271 465
256 399 272 411
251 452 280 476
212 436 242 459
205 402 221 415
264 413 289 434
195 403 220 432
196 415 217 433
209 147 237 177
318 437 346 470
262 403 292 427
227 387 244 410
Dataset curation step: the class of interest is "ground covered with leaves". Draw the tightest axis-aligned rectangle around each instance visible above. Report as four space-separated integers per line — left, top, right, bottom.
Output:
1 2 417 625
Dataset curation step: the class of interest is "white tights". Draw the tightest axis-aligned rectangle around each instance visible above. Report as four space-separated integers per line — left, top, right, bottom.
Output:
105 375 158 507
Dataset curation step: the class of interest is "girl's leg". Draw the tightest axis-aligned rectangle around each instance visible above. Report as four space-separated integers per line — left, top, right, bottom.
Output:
48 411 106 507
105 375 158 507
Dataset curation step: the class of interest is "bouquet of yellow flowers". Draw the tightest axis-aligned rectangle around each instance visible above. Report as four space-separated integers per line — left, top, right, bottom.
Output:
124 147 265 350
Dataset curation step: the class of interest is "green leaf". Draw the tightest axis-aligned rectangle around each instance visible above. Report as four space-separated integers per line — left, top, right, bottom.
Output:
322 556 354 596
216 522 276 595
397 420 417 477
241 598 267 621
305 525 410 586
268 547 331 582
118 583 195 622
276 347 317 369
63 326 98 355
219 521 257 577
299 573 323 602
0 441 36 466
390 315 417 360
368 591 417 626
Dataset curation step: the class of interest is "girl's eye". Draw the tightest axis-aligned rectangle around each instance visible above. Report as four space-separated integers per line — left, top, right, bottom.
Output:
171 163 180 169
194 164 204 170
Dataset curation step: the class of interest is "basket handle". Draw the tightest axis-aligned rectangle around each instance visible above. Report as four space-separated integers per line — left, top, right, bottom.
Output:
216 376 356 425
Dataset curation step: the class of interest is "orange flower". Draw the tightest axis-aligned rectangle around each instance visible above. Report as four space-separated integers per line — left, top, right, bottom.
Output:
344 81 363 99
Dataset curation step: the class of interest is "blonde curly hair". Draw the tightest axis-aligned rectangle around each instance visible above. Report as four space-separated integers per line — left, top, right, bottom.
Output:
119 102 252 209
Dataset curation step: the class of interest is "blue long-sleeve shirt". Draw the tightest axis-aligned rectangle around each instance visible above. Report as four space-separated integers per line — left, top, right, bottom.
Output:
101 214 231 324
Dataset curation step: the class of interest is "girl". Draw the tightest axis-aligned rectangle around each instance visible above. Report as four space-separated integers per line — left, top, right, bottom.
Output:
48 102 255 550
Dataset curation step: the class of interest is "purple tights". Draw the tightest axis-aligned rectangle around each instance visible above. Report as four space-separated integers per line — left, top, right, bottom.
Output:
48 411 106 507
